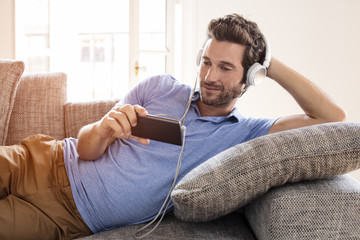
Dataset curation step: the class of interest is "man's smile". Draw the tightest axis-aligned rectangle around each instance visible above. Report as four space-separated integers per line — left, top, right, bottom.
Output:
201 81 223 93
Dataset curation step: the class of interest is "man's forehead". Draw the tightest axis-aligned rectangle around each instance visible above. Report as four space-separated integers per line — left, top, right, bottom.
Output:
203 38 245 65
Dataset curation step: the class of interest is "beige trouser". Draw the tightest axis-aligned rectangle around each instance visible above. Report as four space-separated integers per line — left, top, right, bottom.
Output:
0 134 92 240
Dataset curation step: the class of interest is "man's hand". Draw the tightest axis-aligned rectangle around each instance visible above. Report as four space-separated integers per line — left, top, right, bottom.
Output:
96 104 150 145
77 104 149 161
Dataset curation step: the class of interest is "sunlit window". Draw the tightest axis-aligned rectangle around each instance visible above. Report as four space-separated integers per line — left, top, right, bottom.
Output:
138 0 166 81
15 0 173 101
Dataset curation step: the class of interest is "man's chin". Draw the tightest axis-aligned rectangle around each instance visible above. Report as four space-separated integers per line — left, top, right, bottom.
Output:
201 96 223 106
201 93 238 106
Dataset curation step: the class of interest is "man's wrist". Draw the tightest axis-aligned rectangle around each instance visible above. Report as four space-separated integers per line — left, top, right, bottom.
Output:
266 57 286 82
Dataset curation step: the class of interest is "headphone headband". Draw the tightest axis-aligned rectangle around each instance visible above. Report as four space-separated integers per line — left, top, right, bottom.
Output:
262 34 271 69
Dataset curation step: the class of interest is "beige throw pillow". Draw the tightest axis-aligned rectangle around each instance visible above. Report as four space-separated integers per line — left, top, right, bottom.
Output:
0 60 25 145
6 72 67 145
171 122 360 222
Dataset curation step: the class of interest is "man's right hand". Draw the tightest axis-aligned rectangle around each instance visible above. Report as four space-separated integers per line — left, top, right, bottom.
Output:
96 104 150 145
77 104 149 161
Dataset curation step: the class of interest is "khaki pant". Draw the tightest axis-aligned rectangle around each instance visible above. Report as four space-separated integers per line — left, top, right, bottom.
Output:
0 135 92 240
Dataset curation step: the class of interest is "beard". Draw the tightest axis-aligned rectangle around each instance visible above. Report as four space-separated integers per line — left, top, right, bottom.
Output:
199 80 243 106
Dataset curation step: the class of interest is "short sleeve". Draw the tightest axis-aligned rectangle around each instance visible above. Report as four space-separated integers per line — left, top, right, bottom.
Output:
243 117 277 142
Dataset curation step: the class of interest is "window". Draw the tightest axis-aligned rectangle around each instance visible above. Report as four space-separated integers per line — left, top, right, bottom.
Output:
15 0 175 101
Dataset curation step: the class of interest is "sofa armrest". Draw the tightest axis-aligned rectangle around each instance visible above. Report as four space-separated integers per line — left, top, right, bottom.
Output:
64 99 119 138
244 174 360 239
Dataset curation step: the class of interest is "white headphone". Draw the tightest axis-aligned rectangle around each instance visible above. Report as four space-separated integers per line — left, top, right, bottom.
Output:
196 35 271 86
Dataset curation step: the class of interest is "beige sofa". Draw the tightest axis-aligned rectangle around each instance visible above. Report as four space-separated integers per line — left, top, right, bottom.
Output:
4 72 117 146
2 60 360 239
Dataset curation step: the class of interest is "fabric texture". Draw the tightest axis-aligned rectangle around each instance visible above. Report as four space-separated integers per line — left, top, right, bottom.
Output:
0 134 92 240
64 99 118 138
0 60 24 145
244 175 360 239
79 212 255 240
6 72 67 145
171 122 360 222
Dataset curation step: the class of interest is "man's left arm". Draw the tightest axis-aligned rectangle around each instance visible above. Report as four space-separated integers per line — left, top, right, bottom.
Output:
267 57 346 134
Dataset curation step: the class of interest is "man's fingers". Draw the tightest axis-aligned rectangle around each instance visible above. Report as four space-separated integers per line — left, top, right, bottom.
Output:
107 104 149 140
113 104 148 127
134 105 148 118
108 110 132 137
130 135 150 145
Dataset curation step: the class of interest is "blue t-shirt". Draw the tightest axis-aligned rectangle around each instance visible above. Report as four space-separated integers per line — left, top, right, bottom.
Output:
63 74 276 233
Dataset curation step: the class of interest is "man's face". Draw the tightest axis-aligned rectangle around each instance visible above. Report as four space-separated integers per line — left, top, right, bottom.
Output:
199 38 247 107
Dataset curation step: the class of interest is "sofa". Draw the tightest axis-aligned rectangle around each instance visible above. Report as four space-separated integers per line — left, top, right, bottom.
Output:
1 60 360 239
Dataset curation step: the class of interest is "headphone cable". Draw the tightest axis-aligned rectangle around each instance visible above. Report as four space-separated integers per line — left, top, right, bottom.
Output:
134 72 198 238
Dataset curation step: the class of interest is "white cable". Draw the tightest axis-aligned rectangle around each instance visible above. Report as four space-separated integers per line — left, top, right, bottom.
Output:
134 72 199 238
180 72 198 124
134 126 186 239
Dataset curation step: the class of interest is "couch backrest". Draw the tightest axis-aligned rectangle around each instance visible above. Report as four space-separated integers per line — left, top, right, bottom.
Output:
6 72 67 145
64 99 118 138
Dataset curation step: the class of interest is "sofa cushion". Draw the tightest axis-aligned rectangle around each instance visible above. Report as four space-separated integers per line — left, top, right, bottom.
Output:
244 175 360 239
0 60 24 145
78 212 255 240
171 122 360 222
64 99 118 138
6 72 67 145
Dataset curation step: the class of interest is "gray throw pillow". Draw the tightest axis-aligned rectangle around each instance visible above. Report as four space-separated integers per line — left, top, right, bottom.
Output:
171 122 360 222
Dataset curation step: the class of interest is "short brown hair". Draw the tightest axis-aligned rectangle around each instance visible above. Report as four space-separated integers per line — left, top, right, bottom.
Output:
207 14 266 81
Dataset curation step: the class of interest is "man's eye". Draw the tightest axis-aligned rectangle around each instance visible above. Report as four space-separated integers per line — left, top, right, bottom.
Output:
221 66 231 71
203 61 211 66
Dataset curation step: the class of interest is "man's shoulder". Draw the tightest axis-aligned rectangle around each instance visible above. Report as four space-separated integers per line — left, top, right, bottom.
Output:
141 74 189 95
144 74 180 88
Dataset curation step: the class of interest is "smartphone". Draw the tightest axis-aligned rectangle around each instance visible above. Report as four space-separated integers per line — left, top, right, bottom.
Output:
131 114 183 146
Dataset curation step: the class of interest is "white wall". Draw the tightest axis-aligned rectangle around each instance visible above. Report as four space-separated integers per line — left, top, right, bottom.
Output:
0 0 15 59
180 0 360 122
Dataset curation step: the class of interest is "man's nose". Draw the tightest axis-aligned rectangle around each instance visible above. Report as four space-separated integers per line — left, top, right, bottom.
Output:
205 66 219 82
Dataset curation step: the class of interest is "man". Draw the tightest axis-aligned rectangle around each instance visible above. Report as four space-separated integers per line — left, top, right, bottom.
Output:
0 14 345 239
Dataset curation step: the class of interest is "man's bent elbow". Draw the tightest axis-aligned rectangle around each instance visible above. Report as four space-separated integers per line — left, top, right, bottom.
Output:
337 109 347 122
330 108 347 123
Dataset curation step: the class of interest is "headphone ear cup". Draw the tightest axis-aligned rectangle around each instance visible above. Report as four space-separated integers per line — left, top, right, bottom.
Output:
246 63 267 86
196 49 203 66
